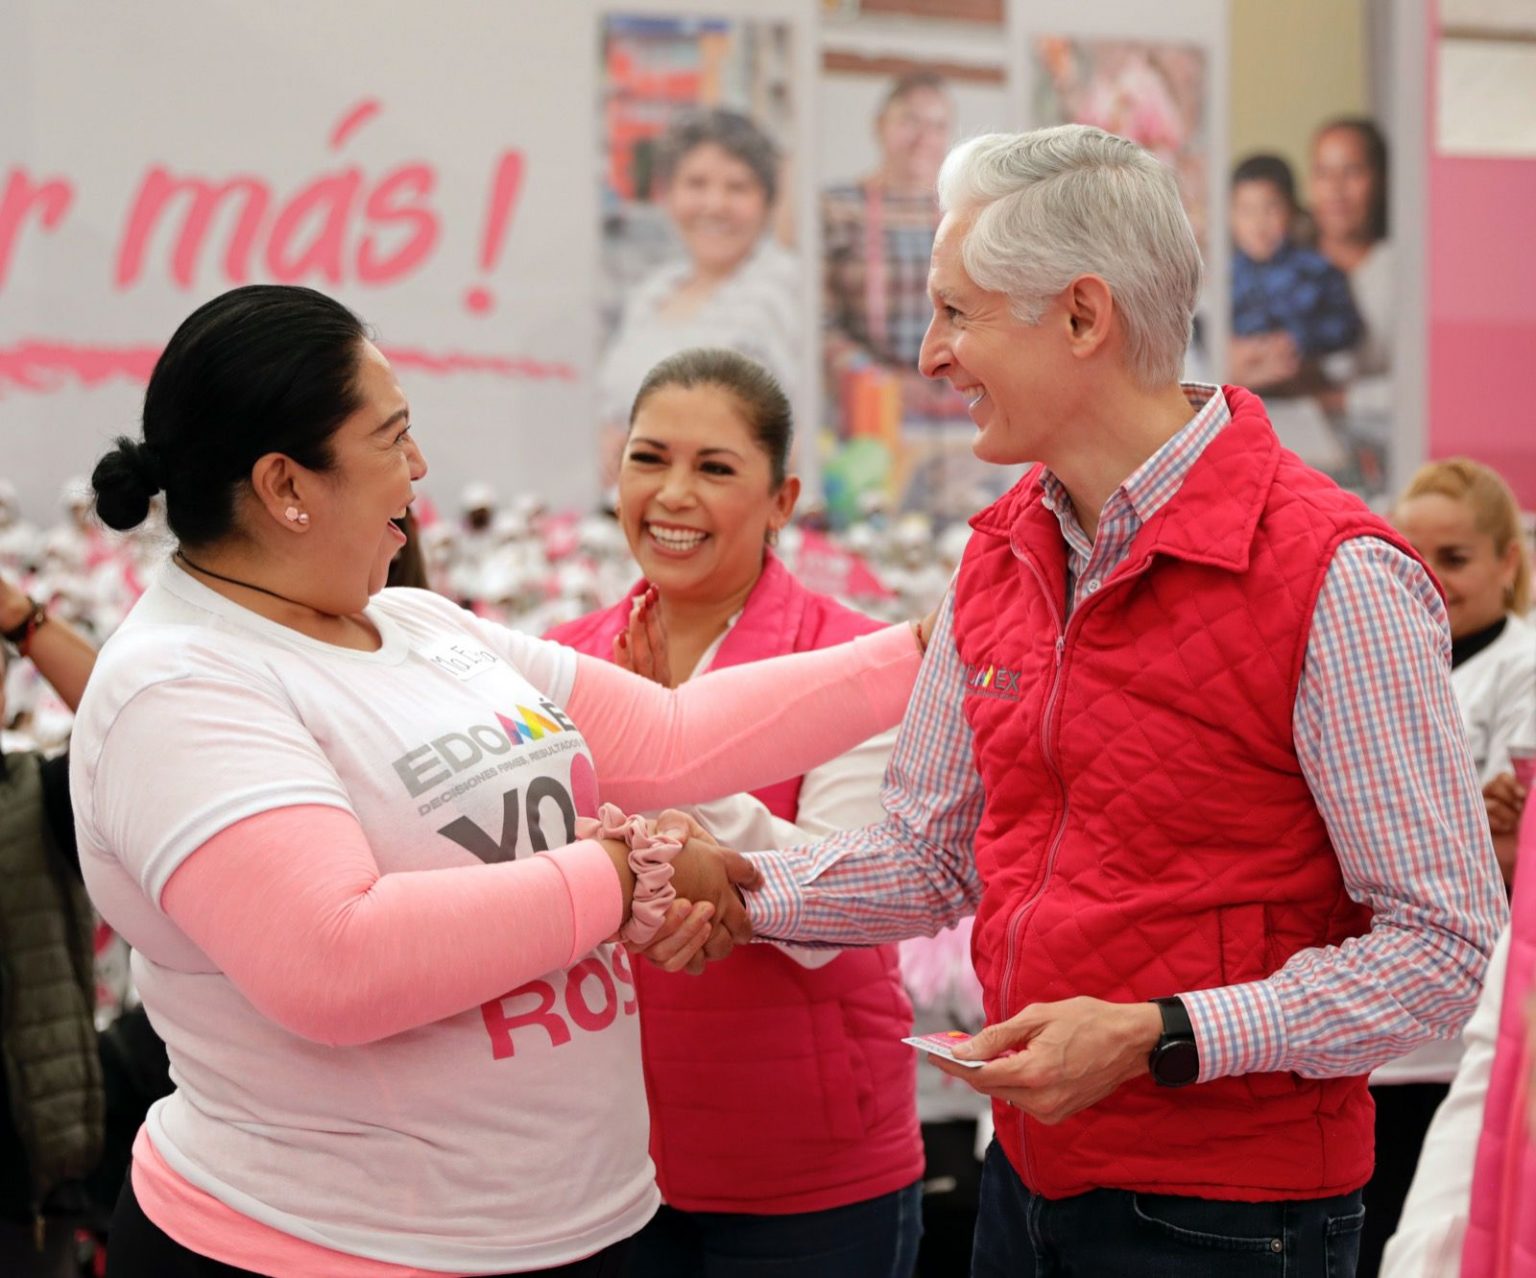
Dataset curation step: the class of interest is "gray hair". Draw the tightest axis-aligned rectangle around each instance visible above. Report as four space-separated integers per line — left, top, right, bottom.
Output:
654 109 780 207
936 125 1202 386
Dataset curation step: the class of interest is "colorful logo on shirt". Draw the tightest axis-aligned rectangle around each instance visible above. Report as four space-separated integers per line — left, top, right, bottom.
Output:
496 705 566 747
391 698 578 799
963 662 1025 701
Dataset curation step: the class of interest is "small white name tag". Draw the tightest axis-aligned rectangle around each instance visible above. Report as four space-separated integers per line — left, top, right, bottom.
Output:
417 636 501 681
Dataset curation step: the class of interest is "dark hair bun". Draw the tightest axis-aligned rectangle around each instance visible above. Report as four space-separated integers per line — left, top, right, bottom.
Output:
91 435 163 531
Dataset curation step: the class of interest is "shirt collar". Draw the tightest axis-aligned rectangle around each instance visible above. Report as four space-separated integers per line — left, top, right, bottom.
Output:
1037 382 1229 540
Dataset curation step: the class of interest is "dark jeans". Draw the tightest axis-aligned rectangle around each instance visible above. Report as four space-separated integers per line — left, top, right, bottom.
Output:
627 1180 923 1278
1358 1082 1448 1277
972 1141 1364 1278
107 1171 634 1277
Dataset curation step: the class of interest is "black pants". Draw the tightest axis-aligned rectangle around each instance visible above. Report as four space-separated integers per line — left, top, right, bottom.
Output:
107 1172 634 1277
1358 1081 1450 1278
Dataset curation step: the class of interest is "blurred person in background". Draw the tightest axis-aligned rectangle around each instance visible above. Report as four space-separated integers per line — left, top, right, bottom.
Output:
599 111 800 487
1361 458 1536 1276
0 572 101 1277
549 347 923 1278
823 73 964 421
899 918 989 1278
1307 118 1393 441
0 482 43 574
1392 459 1534 883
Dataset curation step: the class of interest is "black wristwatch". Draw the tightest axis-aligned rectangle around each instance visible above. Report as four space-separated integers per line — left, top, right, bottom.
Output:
1148 996 1199 1088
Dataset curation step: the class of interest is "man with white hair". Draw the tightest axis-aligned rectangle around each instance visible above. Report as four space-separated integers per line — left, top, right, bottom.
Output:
690 125 1506 1274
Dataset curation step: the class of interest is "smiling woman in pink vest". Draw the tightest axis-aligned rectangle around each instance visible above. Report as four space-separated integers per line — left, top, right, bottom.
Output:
547 347 924 1277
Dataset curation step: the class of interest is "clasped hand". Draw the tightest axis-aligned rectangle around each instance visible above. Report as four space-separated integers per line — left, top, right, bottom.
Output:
629 811 759 974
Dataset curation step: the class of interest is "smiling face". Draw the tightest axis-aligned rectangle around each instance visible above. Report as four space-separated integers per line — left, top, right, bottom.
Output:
617 383 796 606
305 341 427 602
1393 492 1520 639
663 143 772 279
917 212 1075 467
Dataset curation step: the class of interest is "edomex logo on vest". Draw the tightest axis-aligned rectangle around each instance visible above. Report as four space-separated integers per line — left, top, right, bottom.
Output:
964 661 1024 701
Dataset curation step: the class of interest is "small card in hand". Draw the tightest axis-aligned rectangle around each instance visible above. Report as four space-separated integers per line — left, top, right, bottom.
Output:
902 1029 986 1069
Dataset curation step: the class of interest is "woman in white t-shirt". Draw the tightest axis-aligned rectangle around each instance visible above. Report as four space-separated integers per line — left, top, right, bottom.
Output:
1358 457 1536 1274
76 285 930 1278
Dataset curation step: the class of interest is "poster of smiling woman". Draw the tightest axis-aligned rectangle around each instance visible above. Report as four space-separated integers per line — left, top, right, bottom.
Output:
596 3 818 494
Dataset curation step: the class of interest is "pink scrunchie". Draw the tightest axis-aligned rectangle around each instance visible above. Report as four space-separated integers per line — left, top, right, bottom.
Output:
575 803 684 947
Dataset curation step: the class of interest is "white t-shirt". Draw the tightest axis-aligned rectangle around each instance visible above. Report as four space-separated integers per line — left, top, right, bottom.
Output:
71 567 658 1272
1373 612 1534 1086
1451 611 1536 784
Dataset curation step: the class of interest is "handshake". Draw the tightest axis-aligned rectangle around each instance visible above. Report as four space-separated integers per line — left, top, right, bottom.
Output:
595 809 761 975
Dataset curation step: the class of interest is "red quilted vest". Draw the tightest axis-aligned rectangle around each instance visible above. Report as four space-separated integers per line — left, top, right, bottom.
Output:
953 387 1409 1202
547 554 923 1214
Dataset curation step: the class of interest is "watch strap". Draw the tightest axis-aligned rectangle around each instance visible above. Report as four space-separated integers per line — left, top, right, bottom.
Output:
1152 996 1193 1041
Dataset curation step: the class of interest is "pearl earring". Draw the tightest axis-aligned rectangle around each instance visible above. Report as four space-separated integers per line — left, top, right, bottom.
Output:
285 506 309 526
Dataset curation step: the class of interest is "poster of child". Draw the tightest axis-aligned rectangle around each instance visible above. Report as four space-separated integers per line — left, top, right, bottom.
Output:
1228 154 1362 394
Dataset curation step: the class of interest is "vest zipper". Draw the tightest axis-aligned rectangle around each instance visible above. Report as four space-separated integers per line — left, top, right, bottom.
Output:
1002 551 1156 1002
998 548 1154 1183
996 555 1070 1185
998 559 1067 1006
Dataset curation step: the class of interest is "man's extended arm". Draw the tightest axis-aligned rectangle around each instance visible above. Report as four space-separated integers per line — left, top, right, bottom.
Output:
747 589 986 944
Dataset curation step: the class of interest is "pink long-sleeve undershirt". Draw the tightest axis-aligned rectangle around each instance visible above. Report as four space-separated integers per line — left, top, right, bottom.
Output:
161 810 621 1047
564 623 921 813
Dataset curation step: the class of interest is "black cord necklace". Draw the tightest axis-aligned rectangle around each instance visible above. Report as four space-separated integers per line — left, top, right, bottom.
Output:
175 550 319 612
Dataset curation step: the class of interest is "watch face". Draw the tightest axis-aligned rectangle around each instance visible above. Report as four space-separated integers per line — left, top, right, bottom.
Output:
1153 1040 1199 1088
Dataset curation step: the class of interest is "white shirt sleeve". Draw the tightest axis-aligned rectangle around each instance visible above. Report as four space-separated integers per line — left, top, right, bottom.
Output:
1379 927 1512 1278
88 675 355 903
